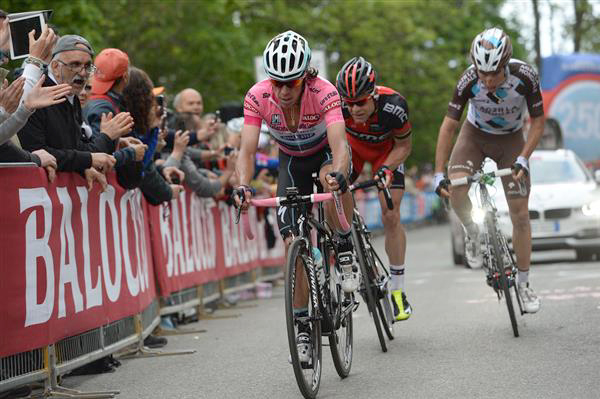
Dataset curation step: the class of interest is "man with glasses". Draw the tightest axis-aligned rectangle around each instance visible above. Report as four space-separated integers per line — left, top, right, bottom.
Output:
18 35 132 189
336 57 414 321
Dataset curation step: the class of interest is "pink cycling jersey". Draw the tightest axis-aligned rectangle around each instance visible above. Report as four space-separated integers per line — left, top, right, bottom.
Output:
243 76 344 156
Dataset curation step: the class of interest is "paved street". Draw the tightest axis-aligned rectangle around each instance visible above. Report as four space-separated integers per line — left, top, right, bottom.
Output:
66 223 600 399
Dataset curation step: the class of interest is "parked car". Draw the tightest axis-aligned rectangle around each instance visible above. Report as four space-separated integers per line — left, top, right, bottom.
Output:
450 149 600 266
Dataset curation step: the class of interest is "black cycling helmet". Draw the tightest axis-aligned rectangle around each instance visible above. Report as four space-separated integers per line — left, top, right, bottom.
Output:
336 57 376 100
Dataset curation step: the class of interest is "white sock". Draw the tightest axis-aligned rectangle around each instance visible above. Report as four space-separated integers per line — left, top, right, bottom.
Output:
517 270 529 285
390 265 405 291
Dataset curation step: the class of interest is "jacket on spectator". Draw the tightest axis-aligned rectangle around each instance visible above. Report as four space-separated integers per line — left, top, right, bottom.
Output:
164 153 221 197
18 75 114 172
0 142 41 165
83 90 143 188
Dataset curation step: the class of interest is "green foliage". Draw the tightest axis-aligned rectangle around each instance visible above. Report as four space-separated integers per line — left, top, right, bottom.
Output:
2 0 576 167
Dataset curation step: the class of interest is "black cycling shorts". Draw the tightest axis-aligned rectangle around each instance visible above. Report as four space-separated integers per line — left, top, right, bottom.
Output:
276 146 351 237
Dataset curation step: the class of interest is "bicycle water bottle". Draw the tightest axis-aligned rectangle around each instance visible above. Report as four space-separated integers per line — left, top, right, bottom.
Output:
312 247 325 287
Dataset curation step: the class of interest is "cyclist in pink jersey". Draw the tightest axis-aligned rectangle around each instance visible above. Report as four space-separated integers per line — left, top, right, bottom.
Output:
235 31 357 364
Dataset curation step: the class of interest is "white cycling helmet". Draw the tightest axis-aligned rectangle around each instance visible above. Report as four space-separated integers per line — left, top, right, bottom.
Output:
263 30 311 81
470 28 512 72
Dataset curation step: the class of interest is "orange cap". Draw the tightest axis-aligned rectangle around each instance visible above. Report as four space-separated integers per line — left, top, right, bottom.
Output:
90 48 130 95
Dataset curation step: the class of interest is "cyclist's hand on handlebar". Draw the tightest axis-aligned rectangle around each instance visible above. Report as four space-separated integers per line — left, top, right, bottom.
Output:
326 171 348 193
434 172 450 198
233 185 255 211
375 165 393 189
511 156 529 182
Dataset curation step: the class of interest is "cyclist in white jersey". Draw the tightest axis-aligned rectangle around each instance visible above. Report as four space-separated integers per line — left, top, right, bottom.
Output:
433 28 543 313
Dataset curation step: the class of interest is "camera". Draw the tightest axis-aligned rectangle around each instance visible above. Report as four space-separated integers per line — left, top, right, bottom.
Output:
223 145 234 156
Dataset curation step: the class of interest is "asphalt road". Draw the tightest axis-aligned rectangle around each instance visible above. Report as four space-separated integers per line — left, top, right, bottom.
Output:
65 223 600 399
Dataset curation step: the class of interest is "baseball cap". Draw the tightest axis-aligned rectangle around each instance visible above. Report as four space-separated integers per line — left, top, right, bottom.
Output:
90 48 129 95
52 34 94 57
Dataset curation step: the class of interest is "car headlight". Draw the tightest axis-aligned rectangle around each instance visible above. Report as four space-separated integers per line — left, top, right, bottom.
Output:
471 207 486 224
582 200 600 216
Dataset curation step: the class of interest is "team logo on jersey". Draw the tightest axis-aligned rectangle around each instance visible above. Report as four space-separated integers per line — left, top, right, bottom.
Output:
271 114 281 125
263 92 270 98
383 103 408 123
302 114 319 122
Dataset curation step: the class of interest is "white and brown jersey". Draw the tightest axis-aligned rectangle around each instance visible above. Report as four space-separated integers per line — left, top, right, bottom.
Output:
446 59 544 134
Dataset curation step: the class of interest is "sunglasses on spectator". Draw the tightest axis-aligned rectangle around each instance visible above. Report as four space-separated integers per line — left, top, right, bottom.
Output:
56 60 97 74
270 78 304 89
343 96 370 107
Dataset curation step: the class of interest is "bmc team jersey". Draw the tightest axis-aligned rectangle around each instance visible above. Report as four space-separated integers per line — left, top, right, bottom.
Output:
243 76 344 156
342 85 411 162
446 59 544 134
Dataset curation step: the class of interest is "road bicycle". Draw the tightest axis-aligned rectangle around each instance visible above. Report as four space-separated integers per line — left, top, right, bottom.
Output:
448 166 524 337
349 181 396 352
237 182 356 399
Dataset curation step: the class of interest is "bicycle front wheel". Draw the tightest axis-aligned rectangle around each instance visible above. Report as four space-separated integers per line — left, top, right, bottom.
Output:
352 226 387 352
486 216 519 337
285 238 322 398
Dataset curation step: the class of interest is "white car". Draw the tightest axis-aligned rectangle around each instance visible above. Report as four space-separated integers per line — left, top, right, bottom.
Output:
450 149 600 265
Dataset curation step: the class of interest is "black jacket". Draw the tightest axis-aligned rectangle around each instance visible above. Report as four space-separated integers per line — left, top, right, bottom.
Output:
0 142 41 165
18 75 114 172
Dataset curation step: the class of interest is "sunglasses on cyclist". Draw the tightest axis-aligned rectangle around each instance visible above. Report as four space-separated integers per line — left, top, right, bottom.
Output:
270 78 304 89
343 96 370 107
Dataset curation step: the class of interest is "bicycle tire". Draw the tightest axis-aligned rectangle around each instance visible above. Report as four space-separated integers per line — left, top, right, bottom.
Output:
352 226 387 352
366 246 395 340
328 292 353 379
485 216 519 337
285 238 322 398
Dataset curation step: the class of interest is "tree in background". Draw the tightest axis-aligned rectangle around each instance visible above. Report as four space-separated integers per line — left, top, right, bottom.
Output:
0 0 527 167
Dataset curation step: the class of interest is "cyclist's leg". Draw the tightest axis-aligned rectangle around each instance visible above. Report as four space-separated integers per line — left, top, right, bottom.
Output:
318 147 357 293
447 121 485 226
276 150 320 310
374 162 412 319
448 122 486 260
496 132 539 313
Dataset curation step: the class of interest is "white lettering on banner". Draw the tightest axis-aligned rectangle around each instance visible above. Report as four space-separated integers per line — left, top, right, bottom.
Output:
20 188 55 327
120 190 139 297
159 203 174 276
76 187 102 309
131 192 149 292
98 186 122 302
219 202 259 267
189 196 217 272
170 199 186 276
178 195 194 274
56 187 84 318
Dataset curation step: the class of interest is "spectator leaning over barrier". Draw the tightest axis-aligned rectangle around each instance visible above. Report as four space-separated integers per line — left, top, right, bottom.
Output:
122 66 184 204
83 48 146 189
171 87 219 143
0 16 72 181
162 128 236 198
17 35 131 190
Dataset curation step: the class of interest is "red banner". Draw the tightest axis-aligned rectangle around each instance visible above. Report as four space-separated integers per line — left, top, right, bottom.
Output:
0 167 156 357
147 192 284 297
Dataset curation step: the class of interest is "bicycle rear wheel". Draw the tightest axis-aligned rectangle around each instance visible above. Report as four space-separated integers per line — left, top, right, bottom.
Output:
352 226 387 352
328 292 353 379
285 238 322 398
486 216 519 337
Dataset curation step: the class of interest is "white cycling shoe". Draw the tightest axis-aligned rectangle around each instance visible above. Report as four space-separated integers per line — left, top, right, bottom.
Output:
338 250 360 293
518 283 541 313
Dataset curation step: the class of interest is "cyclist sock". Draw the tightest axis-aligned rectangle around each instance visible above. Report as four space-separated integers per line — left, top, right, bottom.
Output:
517 270 529 285
390 265 405 291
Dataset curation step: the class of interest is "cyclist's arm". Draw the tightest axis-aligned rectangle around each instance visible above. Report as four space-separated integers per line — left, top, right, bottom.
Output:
326 121 350 176
236 123 260 186
384 129 412 170
434 116 460 174
520 115 545 159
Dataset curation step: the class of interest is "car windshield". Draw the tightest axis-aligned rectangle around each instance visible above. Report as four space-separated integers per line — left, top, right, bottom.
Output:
530 157 589 184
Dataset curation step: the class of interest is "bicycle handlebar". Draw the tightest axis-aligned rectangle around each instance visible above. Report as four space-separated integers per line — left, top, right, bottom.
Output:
240 191 350 240
236 177 393 240
449 168 513 187
350 179 394 210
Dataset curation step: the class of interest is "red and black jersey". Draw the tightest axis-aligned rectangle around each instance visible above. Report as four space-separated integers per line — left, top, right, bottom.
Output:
342 86 411 162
